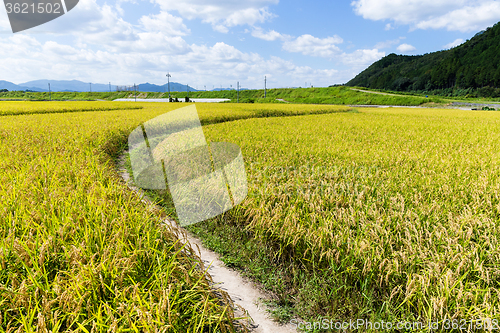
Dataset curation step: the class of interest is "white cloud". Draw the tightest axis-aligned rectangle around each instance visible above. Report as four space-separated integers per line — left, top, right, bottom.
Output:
282 34 382 70
374 37 405 49
149 0 278 33
115 0 138 16
190 42 262 63
397 43 416 53
213 25 230 33
340 48 385 68
443 38 465 49
0 35 42 57
43 41 79 56
352 0 455 23
30 0 137 43
28 0 192 55
415 2 500 32
385 23 394 31
251 27 290 41
129 33 192 54
283 34 343 58
0 5 11 31
0 30 348 89
0 0 383 88
351 0 500 32
139 11 190 36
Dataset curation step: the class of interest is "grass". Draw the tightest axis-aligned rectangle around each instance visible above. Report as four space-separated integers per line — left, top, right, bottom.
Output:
0 86 446 106
179 85 444 106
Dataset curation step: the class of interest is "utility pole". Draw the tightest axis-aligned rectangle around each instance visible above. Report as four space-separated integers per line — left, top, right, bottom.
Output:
109 82 111 92
166 73 171 99
48 83 51 101
264 76 267 98
204 85 206 91
89 83 92 93
134 83 137 102
237 81 239 103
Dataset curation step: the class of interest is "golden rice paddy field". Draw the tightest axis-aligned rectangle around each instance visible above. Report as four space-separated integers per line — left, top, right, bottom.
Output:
0 101 348 332
191 107 500 329
2 101 500 331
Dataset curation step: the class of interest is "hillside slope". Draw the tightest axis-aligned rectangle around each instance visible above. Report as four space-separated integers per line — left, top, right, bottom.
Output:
346 21 500 96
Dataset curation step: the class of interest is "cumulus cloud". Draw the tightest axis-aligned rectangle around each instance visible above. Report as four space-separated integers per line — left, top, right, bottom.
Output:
28 0 137 44
0 35 42 57
139 11 190 36
148 0 278 32
251 27 290 41
415 2 500 32
397 43 416 53
282 33 384 70
0 5 11 31
351 0 500 32
374 37 405 49
340 48 385 69
283 34 343 58
25 0 192 55
43 41 79 56
443 38 465 49
0 31 347 88
190 42 262 64
277 31 384 73
0 0 377 88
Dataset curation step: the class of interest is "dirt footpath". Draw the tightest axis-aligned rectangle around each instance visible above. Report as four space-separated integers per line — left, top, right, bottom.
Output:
117 153 298 333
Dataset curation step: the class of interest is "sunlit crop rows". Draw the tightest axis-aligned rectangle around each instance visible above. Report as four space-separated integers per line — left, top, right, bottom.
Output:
198 107 500 323
9 100 493 328
193 102 352 124
0 101 143 116
0 101 350 331
0 103 223 331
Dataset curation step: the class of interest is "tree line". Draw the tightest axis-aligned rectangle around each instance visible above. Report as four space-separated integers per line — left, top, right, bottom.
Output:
346 22 500 98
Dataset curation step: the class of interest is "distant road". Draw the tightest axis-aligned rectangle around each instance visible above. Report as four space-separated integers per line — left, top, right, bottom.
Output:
350 88 408 97
113 98 230 103
351 89 500 109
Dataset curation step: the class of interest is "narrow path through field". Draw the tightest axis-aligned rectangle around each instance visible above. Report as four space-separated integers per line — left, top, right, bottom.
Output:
117 153 298 333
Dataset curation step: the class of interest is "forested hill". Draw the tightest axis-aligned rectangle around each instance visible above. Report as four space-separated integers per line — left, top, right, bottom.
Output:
346 21 500 96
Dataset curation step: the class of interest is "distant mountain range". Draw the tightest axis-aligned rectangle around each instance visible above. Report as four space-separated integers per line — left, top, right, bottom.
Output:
0 80 48 92
346 21 500 93
0 80 201 92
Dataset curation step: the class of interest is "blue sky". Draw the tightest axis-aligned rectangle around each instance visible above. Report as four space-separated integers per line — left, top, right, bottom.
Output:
1 0 500 89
